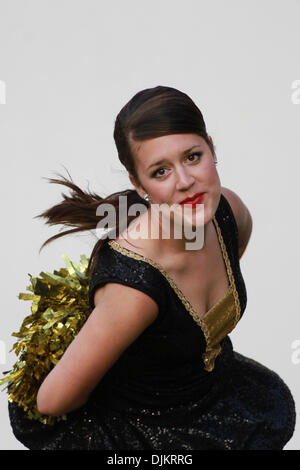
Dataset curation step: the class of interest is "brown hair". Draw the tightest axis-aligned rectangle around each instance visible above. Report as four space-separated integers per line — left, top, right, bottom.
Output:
36 85 215 276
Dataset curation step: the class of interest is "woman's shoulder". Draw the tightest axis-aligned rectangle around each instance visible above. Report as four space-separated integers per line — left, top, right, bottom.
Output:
112 233 187 275
221 187 250 222
89 238 167 315
221 187 253 252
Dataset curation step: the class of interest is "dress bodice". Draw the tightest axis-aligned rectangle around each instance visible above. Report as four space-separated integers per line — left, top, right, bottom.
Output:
88 194 247 409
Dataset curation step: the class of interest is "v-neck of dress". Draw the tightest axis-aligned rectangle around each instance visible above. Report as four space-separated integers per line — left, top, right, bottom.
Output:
107 214 235 322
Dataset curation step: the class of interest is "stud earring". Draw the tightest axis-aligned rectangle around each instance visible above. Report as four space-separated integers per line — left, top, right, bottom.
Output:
144 193 151 202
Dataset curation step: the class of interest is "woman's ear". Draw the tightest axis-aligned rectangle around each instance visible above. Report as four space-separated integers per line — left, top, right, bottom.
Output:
207 135 217 160
208 135 215 150
129 174 145 200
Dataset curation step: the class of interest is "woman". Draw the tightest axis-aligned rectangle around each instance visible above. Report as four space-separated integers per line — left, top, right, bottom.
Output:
7 85 296 450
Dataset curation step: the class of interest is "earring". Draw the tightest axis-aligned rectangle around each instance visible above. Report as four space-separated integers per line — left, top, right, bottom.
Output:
144 193 151 202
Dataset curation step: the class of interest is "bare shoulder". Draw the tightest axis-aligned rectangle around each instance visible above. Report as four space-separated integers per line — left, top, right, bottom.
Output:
221 187 253 255
94 281 159 325
221 187 251 223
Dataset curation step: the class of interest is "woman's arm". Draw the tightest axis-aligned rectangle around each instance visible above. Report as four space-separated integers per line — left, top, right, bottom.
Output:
221 187 253 259
36 283 159 416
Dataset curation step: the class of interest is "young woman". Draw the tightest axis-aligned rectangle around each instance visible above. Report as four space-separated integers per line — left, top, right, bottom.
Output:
7 85 296 450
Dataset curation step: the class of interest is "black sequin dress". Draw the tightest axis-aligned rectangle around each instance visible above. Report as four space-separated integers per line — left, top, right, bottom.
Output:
8 194 296 450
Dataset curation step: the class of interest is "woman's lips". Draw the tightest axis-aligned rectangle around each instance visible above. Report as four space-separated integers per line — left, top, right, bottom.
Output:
180 193 205 206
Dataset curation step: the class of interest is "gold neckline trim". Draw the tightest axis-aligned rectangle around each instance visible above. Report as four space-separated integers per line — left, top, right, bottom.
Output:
107 214 241 371
107 215 240 323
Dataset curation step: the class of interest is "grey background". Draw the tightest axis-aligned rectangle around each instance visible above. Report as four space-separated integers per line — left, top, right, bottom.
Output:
0 0 299 450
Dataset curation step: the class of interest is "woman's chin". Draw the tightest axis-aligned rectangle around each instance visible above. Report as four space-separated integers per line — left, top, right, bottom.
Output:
173 204 208 227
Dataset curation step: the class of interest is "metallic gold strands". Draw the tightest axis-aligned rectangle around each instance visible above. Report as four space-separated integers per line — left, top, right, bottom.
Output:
0 254 90 425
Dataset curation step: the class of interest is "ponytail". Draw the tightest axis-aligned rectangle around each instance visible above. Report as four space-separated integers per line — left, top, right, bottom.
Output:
35 171 146 276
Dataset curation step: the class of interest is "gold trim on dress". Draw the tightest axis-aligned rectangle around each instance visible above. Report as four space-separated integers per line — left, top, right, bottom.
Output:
107 215 241 372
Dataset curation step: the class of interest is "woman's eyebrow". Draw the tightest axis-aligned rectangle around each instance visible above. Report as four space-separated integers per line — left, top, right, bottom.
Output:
147 145 202 170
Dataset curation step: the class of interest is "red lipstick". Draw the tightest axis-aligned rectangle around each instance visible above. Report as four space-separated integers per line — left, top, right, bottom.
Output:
180 192 205 206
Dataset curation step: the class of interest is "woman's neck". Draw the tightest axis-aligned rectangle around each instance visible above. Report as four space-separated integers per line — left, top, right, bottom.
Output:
124 207 212 259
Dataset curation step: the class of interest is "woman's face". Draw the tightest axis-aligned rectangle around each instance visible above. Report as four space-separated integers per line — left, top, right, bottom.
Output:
129 133 221 228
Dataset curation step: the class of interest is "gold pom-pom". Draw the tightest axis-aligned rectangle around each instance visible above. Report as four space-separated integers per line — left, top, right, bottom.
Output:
0 254 90 425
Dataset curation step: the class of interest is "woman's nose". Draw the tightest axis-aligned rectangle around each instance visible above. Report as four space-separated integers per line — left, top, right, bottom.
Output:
175 168 195 190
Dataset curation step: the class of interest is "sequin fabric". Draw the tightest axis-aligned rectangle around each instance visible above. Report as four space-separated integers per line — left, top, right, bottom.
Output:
8 194 296 450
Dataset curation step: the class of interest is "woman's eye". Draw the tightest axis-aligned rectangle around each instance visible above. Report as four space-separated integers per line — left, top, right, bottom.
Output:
187 152 202 162
152 168 167 178
152 152 202 179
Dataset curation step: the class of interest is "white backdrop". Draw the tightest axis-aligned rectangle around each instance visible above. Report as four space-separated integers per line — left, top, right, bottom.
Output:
0 0 299 450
